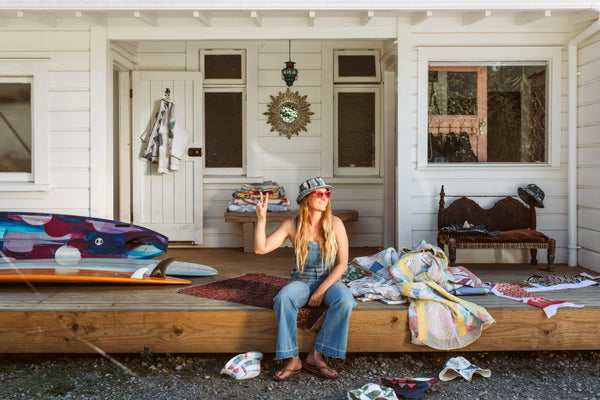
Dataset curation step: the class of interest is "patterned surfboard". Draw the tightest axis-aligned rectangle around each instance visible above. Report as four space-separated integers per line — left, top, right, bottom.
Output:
0 212 168 260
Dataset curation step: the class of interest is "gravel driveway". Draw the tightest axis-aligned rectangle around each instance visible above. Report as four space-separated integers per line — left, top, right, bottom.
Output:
1 350 599 399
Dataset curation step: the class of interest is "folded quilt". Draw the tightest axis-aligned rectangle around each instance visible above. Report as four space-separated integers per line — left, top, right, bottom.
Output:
226 201 289 213
228 180 291 208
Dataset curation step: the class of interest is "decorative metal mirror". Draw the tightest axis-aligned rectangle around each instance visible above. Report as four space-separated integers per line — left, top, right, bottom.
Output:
264 88 313 139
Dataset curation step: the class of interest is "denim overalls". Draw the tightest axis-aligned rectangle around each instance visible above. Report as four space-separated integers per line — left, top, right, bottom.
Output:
273 241 356 359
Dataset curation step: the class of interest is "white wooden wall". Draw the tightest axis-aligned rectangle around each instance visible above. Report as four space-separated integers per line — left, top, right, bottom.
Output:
402 16 576 264
135 39 387 249
577 30 600 271
0 23 91 215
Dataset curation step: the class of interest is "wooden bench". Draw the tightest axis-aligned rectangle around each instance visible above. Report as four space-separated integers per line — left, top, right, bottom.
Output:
437 185 556 271
224 210 359 252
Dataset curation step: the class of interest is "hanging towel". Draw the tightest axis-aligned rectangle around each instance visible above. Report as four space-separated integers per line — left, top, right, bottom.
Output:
141 99 189 174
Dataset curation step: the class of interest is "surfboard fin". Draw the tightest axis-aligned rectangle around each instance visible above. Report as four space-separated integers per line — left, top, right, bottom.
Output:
150 257 176 278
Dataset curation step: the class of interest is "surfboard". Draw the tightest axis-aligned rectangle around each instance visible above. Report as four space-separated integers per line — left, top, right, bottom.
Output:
0 212 168 260
0 258 191 285
0 257 218 277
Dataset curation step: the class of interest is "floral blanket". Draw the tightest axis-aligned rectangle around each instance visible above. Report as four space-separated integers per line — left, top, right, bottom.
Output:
345 241 495 350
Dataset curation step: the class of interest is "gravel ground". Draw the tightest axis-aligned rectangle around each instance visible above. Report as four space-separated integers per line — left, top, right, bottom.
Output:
1 350 599 399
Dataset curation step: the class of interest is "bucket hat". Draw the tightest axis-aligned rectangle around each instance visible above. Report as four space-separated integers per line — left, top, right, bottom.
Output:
438 356 491 381
518 183 545 208
296 177 333 204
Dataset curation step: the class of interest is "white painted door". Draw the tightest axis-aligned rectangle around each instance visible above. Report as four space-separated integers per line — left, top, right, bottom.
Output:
131 71 203 243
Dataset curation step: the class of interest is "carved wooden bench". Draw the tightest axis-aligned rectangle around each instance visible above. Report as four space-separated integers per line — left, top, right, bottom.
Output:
437 185 555 271
224 210 359 253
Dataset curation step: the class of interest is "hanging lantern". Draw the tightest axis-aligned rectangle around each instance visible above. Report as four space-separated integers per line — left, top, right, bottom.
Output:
281 40 298 86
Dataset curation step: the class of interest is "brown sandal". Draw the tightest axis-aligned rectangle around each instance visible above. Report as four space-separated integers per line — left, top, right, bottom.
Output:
302 361 338 379
272 367 302 381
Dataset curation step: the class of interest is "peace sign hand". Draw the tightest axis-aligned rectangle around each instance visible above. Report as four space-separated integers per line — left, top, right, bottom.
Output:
256 192 269 221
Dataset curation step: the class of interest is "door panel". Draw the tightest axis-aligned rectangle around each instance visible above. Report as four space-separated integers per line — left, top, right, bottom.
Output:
131 71 203 243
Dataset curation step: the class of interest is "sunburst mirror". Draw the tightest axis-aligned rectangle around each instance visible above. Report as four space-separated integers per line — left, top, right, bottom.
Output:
264 88 313 139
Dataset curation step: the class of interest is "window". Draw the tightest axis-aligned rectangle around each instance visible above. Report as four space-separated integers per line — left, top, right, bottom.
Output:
334 50 381 83
0 79 32 173
418 47 561 168
201 49 246 85
0 59 49 189
200 50 246 174
334 87 380 175
204 90 244 169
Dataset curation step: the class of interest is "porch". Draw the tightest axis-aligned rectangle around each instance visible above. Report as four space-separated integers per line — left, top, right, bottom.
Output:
0 247 598 354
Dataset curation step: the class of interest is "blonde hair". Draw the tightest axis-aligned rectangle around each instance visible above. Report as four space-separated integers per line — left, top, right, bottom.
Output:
294 199 338 272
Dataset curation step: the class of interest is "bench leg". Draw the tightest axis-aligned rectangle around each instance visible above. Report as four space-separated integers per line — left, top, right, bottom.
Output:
547 239 556 271
448 238 457 266
242 222 254 253
529 249 538 266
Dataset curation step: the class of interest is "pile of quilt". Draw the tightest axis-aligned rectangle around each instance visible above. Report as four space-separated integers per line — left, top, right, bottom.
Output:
343 241 495 350
226 181 291 212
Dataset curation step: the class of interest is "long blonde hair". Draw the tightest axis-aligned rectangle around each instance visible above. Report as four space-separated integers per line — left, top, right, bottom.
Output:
294 199 338 272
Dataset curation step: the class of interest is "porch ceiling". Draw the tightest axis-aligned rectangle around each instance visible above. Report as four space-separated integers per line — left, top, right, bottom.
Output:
0 3 597 31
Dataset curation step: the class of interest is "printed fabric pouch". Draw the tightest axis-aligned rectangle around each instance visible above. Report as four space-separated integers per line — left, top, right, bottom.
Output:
220 351 263 380
347 383 398 400
380 377 437 399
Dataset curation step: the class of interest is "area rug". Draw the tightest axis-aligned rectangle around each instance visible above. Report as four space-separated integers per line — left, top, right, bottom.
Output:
178 273 327 329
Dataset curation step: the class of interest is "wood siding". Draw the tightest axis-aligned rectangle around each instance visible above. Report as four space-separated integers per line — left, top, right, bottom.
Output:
577 30 600 272
0 24 91 215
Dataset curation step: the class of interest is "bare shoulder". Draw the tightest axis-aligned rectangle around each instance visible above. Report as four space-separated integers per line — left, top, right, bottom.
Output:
332 215 346 230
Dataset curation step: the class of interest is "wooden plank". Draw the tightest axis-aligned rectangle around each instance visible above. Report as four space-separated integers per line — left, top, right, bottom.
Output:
1 307 599 354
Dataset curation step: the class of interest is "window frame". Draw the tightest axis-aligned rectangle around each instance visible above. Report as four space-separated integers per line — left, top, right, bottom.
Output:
202 87 246 175
200 49 246 86
334 49 381 84
333 85 381 176
417 47 562 169
0 59 49 191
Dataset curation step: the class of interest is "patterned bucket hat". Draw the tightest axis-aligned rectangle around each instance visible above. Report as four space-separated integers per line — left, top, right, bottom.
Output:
518 183 545 208
296 177 333 204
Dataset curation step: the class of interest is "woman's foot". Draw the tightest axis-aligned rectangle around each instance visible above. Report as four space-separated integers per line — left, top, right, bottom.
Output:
272 357 302 381
303 350 338 379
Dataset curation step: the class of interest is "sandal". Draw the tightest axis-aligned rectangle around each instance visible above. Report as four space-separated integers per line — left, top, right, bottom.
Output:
303 361 338 379
272 367 302 382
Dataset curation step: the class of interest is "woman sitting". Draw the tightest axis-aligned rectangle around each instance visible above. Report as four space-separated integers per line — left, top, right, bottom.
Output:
254 177 356 381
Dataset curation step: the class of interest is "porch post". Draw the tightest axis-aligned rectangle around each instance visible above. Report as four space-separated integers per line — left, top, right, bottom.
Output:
396 18 413 248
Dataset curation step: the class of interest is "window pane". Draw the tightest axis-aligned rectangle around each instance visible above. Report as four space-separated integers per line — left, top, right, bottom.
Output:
0 82 31 172
204 54 242 80
428 71 477 115
338 92 375 168
487 65 546 162
427 63 547 164
205 92 243 168
338 55 377 77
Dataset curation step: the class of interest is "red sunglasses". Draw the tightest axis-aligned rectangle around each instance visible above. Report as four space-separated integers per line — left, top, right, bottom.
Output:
310 190 332 200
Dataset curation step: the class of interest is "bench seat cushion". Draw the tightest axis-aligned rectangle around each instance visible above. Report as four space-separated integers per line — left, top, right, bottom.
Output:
443 229 549 243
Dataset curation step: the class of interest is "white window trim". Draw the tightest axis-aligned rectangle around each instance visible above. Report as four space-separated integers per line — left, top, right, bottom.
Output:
203 87 246 175
200 49 246 86
334 49 381 83
0 59 50 191
334 86 381 176
417 46 562 169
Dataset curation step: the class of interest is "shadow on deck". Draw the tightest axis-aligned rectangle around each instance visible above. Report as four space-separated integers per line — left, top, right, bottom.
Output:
0 247 598 354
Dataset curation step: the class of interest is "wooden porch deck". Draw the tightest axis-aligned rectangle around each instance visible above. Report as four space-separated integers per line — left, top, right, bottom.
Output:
0 247 598 354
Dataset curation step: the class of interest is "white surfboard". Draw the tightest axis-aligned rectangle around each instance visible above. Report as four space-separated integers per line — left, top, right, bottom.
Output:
0 257 217 277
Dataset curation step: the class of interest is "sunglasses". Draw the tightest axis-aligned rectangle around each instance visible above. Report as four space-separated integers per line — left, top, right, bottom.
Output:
310 190 332 200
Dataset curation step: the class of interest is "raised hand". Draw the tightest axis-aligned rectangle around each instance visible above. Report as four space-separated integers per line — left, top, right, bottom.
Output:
256 192 269 220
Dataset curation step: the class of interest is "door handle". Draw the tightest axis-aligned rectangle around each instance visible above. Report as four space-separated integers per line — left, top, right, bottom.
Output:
188 147 202 157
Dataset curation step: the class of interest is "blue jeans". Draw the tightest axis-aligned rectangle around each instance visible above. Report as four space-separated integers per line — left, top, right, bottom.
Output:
273 279 356 359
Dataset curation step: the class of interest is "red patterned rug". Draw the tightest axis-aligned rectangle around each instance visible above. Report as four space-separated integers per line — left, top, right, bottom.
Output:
178 273 327 329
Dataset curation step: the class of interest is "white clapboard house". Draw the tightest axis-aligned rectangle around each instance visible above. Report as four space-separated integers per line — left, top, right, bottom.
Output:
0 1 599 271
